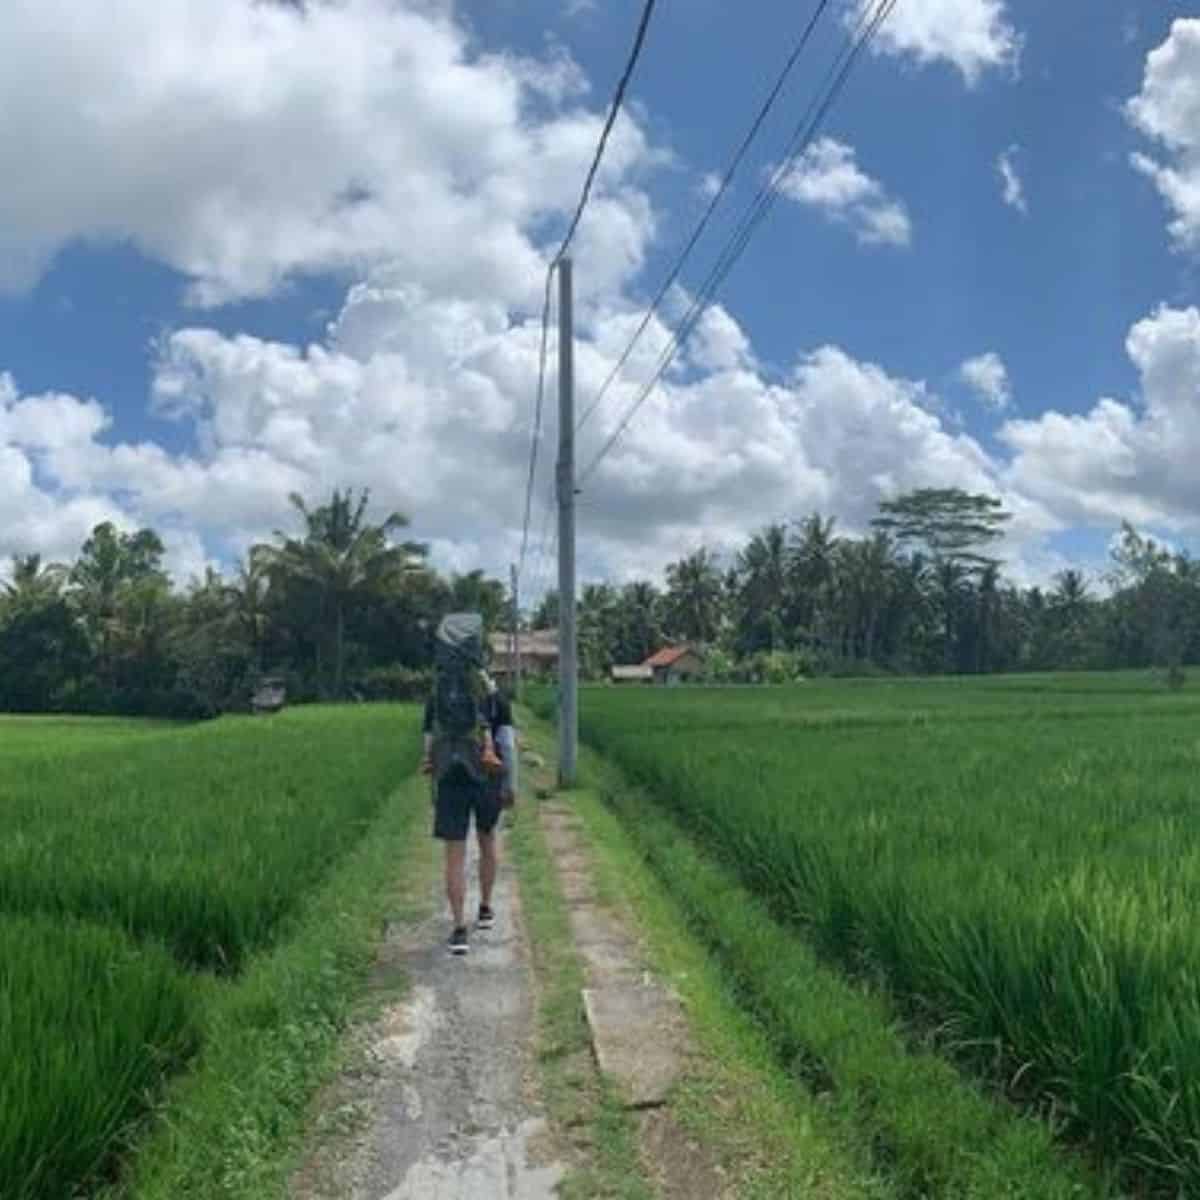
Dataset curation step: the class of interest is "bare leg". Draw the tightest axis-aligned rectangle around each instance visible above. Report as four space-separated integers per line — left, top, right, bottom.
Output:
477 829 498 910
444 840 467 928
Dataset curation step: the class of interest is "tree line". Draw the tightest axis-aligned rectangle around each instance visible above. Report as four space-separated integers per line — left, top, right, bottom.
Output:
537 489 1200 687
0 490 507 717
1 486 1195 718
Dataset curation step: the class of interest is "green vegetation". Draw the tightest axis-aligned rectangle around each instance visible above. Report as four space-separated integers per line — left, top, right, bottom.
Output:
0 705 415 970
508 750 655 1200
113 771 435 1200
2 916 196 1200
576 675 1200 1192
526 718 893 1199
0 489 511 718
1 707 420 1200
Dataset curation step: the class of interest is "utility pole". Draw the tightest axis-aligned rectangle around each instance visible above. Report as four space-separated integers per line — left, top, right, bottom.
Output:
556 256 578 787
510 562 521 702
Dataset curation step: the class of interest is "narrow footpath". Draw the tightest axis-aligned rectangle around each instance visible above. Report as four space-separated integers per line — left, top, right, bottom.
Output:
290 834 565 1199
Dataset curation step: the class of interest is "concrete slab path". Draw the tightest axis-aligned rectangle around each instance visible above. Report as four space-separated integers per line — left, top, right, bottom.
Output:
291 832 565 1200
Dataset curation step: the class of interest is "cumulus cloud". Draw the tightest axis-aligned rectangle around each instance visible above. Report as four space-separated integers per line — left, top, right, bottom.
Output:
959 352 1012 410
0 0 651 306
859 0 1021 85
0 374 129 566
0 0 1161 597
1128 19 1200 254
778 138 912 247
1002 306 1200 530
996 145 1027 214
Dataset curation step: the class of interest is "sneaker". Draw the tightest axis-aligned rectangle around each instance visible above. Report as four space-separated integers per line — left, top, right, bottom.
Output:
477 904 495 931
448 926 469 956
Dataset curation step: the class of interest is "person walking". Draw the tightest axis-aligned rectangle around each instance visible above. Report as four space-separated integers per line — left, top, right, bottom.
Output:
421 614 513 956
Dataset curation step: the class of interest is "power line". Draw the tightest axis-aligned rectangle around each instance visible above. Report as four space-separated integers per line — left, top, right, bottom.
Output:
576 0 833 435
580 0 899 485
555 0 659 268
517 0 660 583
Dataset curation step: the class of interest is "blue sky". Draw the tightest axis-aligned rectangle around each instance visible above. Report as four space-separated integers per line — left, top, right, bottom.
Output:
0 1 1197 589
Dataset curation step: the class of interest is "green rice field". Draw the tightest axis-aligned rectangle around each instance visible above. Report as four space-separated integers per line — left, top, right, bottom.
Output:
577 673 1200 1193
0 705 417 1200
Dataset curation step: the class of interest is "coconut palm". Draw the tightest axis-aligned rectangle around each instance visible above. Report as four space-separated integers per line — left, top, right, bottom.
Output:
254 489 425 697
664 548 725 645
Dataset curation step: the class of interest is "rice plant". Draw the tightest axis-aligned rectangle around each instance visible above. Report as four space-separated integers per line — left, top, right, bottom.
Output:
0 704 418 970
579 676 1200 1190
0 915 196 1200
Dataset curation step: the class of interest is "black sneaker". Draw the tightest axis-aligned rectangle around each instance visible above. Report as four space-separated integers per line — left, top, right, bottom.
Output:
477 905 495 931
448 926 469 956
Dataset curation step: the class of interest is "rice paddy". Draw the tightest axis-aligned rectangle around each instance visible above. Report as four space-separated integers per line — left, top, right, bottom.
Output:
578 673 1200 1191
0 704 417 1199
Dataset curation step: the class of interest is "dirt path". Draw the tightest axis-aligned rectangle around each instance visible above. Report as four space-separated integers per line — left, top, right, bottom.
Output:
291 832 565 1200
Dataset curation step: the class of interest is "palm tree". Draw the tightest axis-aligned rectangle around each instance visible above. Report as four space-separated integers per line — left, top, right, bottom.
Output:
665 548 725 645
68 523 167 691
735 523 791 654
254 489 425 697
613 581 663 664
790 514 838 648
578 583 618 678
834 533 896 663
225 558 271 672
3 554 68 609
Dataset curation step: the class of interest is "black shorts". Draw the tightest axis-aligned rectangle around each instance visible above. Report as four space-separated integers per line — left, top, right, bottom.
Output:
433 771 501 841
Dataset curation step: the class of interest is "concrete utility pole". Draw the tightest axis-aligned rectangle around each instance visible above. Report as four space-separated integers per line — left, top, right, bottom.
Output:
510 562 521 702
556 256 578 787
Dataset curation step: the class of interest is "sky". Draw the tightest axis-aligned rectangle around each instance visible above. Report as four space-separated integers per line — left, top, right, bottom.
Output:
0 0 1197 598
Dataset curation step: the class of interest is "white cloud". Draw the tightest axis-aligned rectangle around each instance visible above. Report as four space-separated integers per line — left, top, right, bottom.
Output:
778 138 912 247
996 145 1027 214
1002 306 1200 530
0 0 649 307
0 0 1183 601
959 352 1012 411
859 0 1021 86
1128 19 1200 253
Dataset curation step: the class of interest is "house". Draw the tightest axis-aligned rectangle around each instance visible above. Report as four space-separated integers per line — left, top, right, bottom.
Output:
643 645 704 686
489 628 559 685
610 664 653 685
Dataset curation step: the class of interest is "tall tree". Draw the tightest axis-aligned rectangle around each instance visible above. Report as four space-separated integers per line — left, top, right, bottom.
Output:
790 514 839 650
872 489 1011 672
871 488 1011 572
4 554 68 607
254 489 424 698
69 523 169 693
734 523 792 656
664 548 725 645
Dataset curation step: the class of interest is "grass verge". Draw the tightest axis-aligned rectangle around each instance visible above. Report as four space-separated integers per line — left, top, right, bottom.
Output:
566 730 1119 1200
507 759 655 1200
106 772 434 1200
521 715 889 1200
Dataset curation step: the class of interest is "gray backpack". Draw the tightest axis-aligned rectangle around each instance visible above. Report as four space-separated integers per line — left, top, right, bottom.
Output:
430 612 485 782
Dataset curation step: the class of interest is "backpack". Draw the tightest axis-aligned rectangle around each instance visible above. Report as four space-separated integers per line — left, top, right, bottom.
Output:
430 612 486 782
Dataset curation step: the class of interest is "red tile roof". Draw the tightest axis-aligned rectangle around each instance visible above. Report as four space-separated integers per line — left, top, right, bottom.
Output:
643 646 692 668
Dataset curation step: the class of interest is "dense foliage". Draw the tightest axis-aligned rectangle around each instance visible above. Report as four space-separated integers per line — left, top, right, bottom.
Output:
0 705 418 1199
0 705 417 970
4 483 1196 718
578 677 1200 1191
0 489 508 717
1 916 197 1200
541 495 1200 685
